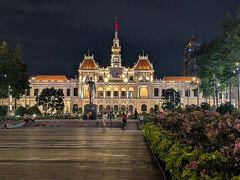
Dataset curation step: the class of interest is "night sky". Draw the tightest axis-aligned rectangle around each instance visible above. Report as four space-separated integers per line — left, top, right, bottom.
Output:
0 0 239 78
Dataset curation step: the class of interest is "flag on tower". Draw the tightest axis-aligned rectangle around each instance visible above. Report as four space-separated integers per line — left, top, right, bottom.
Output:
115 17 118 32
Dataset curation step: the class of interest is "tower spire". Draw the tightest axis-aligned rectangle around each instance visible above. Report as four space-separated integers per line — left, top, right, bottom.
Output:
192 27 195 41
111 17 121 68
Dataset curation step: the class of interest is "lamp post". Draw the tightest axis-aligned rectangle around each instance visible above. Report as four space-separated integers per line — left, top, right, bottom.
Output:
234 62 240 109
216 83 221 108
212 74 216 110
173 91 176 110
25 89 27 108
8 85 11 116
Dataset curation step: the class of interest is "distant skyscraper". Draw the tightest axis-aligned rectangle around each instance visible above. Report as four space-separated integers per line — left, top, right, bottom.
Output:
181 29 201 77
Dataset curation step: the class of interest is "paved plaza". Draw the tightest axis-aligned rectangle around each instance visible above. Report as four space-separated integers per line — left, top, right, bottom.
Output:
0 125 165 180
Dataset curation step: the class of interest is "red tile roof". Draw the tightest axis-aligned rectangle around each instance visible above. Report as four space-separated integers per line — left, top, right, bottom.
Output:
135 59 152 70
162 76 200 82
34 75 67 81
80 59 97 69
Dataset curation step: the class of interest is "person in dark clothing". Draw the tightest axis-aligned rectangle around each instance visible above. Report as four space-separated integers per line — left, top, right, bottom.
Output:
134 109 138 120
121 113 127 130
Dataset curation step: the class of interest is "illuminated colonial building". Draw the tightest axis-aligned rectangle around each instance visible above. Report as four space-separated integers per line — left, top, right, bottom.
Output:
13 21 214 114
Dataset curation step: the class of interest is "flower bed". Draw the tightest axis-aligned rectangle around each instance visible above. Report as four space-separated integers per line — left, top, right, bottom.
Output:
143 111 240 179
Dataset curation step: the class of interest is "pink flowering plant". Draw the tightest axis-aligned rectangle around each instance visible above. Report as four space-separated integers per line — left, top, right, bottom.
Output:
144 110 240 179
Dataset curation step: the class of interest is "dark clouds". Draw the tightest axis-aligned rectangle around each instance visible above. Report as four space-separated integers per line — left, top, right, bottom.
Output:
0 0 239 78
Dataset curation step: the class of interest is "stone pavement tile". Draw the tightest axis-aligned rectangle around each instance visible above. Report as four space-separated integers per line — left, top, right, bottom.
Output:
0 127 165 180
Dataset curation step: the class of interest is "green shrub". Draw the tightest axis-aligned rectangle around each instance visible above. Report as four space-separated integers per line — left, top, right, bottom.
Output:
15 106 27 116
197 151 228 179
165 143 193 178
231 177 240 180
216 102 235 114
27 106 41 115
201 102 211 111
155 130 174 161
0 106 7 117
186 104 200 112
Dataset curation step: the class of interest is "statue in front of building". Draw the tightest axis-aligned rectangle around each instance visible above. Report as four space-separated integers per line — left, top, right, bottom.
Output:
85 76 96 104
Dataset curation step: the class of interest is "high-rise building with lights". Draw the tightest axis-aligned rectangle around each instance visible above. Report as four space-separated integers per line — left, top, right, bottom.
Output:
181 30 201 77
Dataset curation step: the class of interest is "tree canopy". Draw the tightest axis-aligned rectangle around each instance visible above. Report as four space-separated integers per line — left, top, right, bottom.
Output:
37 87 64 114
197 9 240 97
0 41 30 99
162 88 181 111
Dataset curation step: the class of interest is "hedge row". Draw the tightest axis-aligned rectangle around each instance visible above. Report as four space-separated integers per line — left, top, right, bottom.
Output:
144 123 240 180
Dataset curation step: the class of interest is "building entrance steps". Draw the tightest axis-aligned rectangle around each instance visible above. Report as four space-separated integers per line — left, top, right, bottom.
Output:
23 119 139 130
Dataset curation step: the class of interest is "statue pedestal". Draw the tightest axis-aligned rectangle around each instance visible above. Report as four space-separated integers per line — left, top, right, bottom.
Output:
83 104 97 120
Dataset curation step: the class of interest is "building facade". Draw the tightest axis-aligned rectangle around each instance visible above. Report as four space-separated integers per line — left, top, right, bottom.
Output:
9 21 215 114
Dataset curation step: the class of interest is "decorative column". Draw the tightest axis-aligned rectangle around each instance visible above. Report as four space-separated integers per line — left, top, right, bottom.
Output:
137 86 140 98
80 84 84 98
111 86 113 99
127 85 129 99
119 86 121 99
104 86 106 98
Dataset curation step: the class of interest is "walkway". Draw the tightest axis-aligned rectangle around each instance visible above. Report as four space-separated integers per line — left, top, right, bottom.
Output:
0 127 165 180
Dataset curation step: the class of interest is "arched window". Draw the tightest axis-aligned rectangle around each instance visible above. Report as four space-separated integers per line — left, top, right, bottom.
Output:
121 87 127 97
106 87 111 97
141 104 147 112
106 105 111 110
121 105 126 113
98 87 104 97
113 87 119 97
129 105 133 113
114 105 118 113
58 89 64 96
34 89 39 96
99 105 104 113
67 89 71 96
154 88 159 97
73 104 78 111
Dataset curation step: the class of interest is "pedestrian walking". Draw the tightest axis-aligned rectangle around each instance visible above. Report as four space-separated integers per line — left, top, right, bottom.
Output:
109 111 113 127
102 112 107 127
139 113 144 130
121 113 127 130
134 108 138 120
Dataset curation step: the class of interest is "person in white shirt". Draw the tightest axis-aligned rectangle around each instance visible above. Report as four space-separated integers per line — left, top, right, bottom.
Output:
139 114 144 130
102 112 108 127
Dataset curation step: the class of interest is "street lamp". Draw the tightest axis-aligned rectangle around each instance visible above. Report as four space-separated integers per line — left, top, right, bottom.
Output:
216 83 221 108
212 74 217 110
234 62 240 109
8 85 12 116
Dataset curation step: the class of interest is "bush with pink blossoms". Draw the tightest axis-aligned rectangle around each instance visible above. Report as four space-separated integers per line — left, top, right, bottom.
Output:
144 111 240 179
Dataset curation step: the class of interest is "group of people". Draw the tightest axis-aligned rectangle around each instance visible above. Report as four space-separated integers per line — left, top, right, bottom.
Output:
3 120 10 128
101 109 144 130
